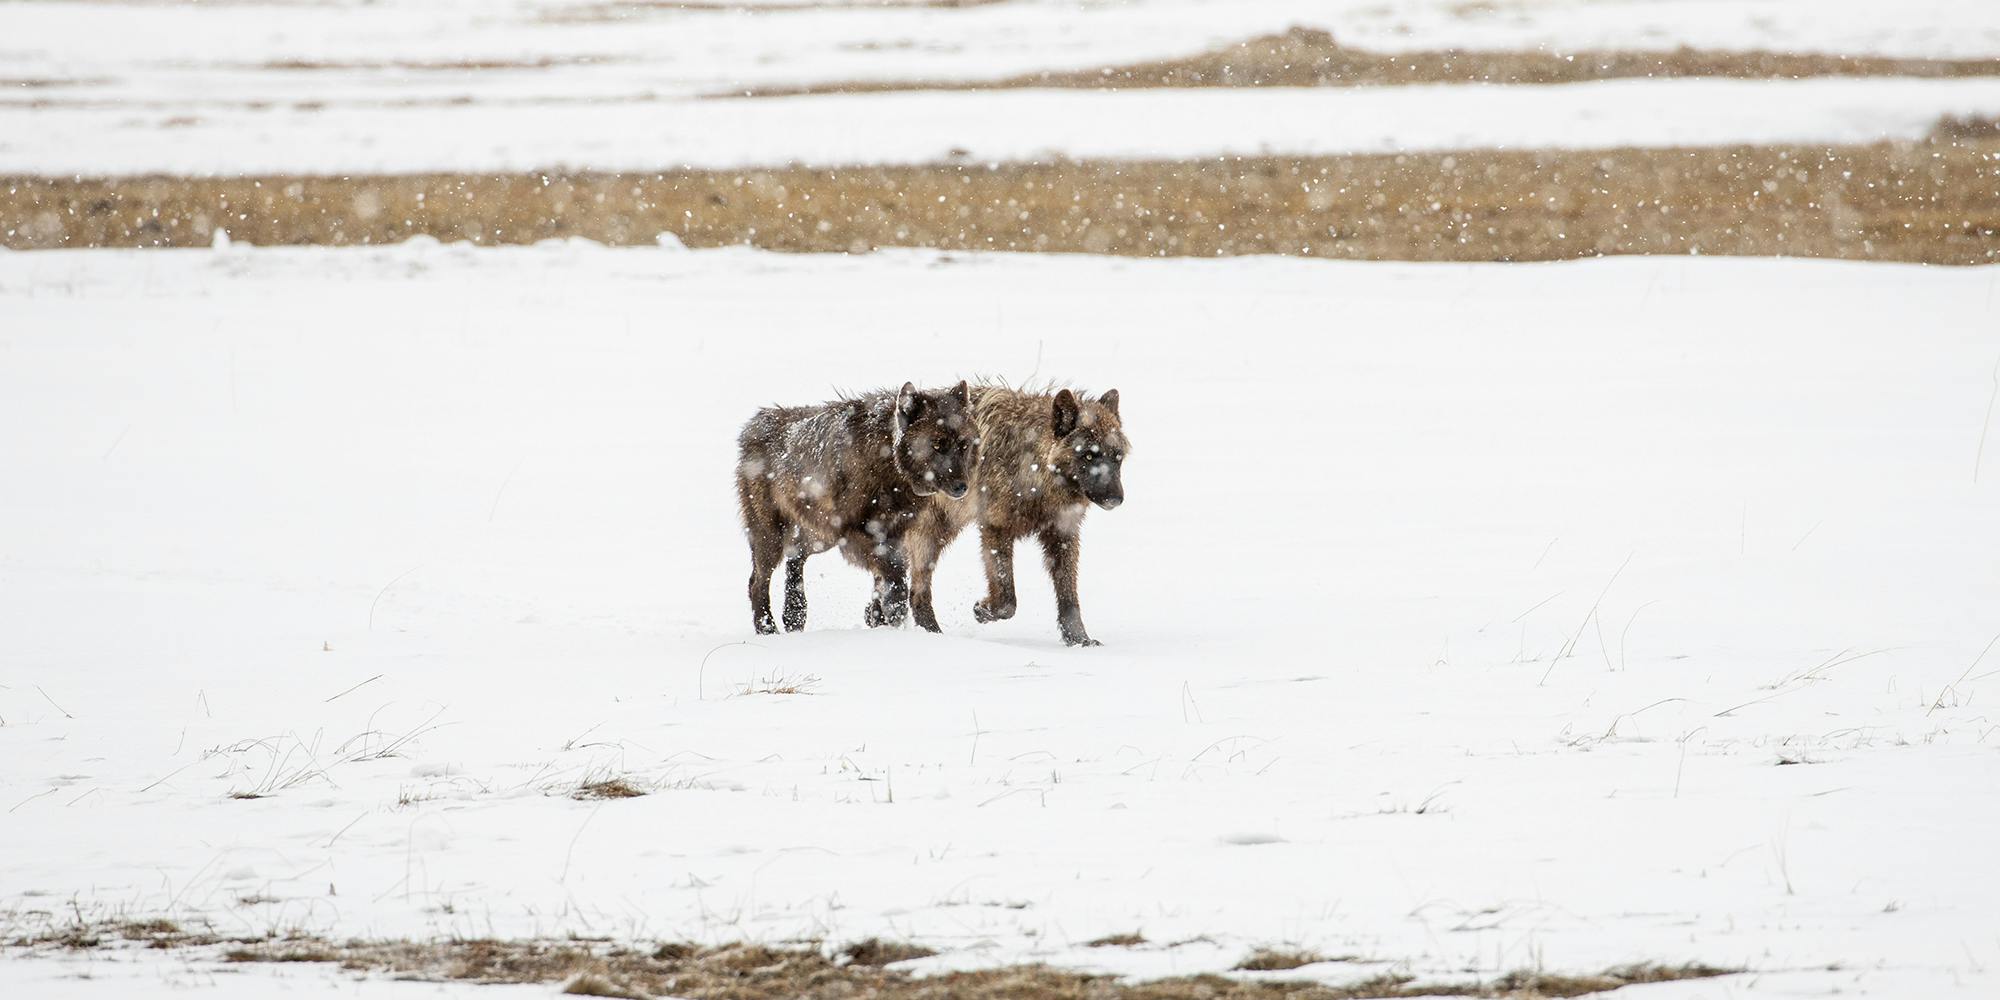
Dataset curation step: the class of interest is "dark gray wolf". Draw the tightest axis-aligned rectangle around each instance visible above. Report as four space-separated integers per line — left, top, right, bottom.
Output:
736 382 977 634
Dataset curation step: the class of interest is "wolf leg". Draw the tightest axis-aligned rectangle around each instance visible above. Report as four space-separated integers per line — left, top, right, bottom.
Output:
1039 528 1097 646
973 525 1018 623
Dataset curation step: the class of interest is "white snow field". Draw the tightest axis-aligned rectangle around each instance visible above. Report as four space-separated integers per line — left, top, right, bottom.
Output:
0 950 551 1000
5 0 1998 176
10 0 2000 104
2 243 1997 997
10 77 2000 177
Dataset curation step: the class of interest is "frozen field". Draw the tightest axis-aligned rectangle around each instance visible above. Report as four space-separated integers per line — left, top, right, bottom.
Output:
11 77 2000 177
2 243 1997 996
11 0 2000 102
5 0 1999 176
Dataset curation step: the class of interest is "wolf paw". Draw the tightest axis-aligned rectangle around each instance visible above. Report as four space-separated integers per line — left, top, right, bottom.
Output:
972 599 1016 623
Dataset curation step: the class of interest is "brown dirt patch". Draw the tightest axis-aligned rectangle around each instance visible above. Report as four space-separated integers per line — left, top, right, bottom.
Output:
1934 114 2000 141
6 131 1996 264
734 27 2000 97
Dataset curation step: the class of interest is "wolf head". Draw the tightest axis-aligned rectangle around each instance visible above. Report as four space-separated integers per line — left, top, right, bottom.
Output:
1051 388 1128 510
893 380 976 500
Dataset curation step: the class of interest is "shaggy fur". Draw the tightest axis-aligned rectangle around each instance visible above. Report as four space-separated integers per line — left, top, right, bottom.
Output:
736 382 976 634
909 385 1129 645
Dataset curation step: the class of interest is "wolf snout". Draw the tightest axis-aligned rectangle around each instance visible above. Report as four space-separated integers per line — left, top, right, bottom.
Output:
1095 495 1123 510
944 482 970 499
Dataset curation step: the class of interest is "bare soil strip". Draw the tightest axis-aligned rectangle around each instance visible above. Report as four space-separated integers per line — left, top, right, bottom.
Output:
8 129 1995 263
7 920 1733 999
731 28 2000 97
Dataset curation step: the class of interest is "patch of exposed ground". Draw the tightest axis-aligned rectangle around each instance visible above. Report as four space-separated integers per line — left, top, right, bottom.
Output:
569 776 648 800
6 129 1995 263
1237 949 1336 971
1087 932 1148 948
732 27 2000 97
3 920 1734 999
840 938 938 966
1935 114 2000 141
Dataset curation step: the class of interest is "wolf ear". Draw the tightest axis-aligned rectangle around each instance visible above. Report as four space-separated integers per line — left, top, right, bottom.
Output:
951 380 971 407
1099 388 1119 416
896 381 923 424
1052 389 1080 437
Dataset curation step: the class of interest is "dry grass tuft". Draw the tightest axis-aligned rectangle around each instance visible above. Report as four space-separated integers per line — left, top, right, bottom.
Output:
562 972 650 998
394 787 442 809
1234 948 1329 971
738 671 822 696
1086 932 1148 948
840 938 937 966
223 944 346 964
108 918 190 949
1487 964 1740 996
3 924 1738 999
116 918 182 938
9 917 228 954
6 133 1997 263
735 26 2000 97
571 777 648 801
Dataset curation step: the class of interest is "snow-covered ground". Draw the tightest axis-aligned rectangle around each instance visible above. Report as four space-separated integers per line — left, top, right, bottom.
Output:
2 244 1997 997
4 0 1996 176
8 76 2000 176
1 950 550 1000
10 0 2000 103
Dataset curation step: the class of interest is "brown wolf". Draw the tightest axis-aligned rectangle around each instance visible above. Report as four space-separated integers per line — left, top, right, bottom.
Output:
909 386 1128 646
736 382 977 635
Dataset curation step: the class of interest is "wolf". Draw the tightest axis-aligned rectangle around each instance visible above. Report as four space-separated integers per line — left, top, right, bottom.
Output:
735 382 976 635
908 385 1128 646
